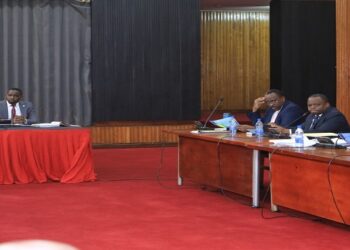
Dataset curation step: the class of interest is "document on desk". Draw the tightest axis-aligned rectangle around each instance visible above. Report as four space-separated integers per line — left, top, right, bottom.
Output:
191 128 228 134
269 136 317 147
304 132 338 137
31 121 62 128
210 116 238 128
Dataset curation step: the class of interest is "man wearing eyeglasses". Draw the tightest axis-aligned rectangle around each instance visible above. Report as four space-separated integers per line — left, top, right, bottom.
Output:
238 89 304 132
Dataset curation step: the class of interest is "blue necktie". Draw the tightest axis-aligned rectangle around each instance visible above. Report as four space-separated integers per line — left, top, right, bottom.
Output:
309 115 319 129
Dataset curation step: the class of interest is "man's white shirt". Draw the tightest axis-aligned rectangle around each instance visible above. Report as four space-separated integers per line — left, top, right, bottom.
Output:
6 101 22 119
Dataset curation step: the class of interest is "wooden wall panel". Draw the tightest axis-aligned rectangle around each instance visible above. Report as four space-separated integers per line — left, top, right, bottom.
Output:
201 9 270 111
90 123 194 145
336 0 350 121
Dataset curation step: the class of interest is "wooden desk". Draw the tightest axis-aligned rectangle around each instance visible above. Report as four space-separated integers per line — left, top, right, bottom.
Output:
0 127 96 184
175 130 267 207
269 147 350 224
172 130 350 224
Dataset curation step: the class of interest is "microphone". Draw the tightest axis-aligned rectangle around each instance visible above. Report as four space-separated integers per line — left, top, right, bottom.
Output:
284 111 309 128
265 112 309 139
197 97 224 131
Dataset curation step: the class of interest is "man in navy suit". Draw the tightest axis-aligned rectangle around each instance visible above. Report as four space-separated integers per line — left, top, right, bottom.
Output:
0 88 37 124
271 93 350 133
238 89 304 131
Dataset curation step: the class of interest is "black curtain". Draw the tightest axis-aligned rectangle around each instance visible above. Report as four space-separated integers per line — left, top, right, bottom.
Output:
91 0 200 121
270 0 336 110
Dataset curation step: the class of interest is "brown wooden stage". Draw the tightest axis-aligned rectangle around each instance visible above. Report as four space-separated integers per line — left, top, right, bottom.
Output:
171 130 350 225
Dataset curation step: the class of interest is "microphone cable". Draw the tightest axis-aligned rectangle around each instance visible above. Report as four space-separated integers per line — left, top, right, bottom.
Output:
215 133 264 206
261 145 349 224
260 146 295 220
326 154 349 225
156 130 200 190
261 146 322 221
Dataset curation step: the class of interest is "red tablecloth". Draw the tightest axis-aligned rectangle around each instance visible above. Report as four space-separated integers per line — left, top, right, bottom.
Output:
0 128 96 184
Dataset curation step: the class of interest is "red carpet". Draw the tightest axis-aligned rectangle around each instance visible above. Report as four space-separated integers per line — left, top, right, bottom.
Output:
0 147 349 250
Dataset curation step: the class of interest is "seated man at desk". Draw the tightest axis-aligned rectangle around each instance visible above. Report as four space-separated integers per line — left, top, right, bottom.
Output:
238 89 304 131
0 87 37 124
270 93 350 133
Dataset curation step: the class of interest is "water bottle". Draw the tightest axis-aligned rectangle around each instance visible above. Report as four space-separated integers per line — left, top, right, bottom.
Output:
223 112 232 118
255 118 264 138
229 117 238 136
294 125 304 147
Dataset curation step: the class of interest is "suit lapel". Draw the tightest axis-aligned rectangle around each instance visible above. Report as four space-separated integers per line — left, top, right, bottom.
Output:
273 102 286 124
0 101 8 119
18 102 26 116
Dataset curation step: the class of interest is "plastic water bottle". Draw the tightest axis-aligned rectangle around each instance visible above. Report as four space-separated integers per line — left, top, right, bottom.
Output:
229 117 238 136
255 118 264 138
223 112 232 118
294 125 304 147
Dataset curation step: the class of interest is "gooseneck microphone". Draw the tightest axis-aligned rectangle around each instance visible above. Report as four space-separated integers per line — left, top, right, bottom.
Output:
284 111 310 128
266 112 309 139
198 97 224 131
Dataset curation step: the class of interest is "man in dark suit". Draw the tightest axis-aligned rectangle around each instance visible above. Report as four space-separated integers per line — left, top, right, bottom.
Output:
238 89 304 131
302 94 350 133
0 88 37 124
270 93 350 133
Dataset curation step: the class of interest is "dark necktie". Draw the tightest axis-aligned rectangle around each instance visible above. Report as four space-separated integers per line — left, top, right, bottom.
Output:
11 105 16 119
309 114 320 129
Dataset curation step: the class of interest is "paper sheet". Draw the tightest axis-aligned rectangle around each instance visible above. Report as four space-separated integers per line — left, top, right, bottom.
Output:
304 132 338 137
269 136 317 147
191 128 228 134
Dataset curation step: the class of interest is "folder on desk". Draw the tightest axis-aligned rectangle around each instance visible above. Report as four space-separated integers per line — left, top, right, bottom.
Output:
210 116 239 128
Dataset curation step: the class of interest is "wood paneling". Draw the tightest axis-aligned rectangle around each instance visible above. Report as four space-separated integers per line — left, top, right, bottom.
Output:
90 123 194 145
201 10 270 111
336 0 350 121
179 136 252 196
271 153 350 224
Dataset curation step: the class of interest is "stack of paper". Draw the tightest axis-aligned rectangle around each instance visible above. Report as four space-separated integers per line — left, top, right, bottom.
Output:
31 121 62 128
269 136 317 147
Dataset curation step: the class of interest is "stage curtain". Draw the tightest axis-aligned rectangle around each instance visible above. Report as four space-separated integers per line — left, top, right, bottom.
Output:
270 0 336 109
91 0 201 121
0 0 92 126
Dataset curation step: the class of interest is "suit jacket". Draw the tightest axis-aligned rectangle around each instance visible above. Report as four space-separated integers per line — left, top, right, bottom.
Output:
302 107 350 133
0 100 37 124
247 100 304 128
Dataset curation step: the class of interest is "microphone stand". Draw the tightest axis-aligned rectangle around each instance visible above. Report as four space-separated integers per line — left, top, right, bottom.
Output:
198 97 224 131
266 112 309 139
